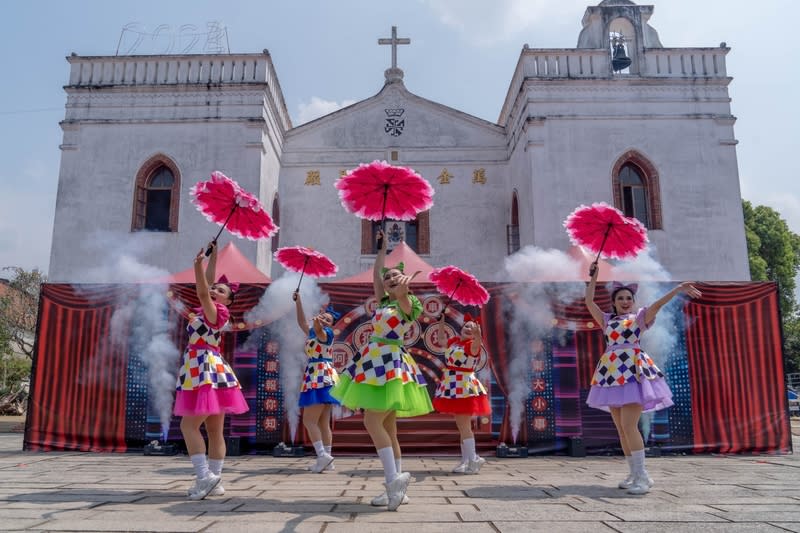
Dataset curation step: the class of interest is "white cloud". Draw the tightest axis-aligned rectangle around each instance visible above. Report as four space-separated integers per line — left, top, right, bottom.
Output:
420 0 588 46
295 96 357 125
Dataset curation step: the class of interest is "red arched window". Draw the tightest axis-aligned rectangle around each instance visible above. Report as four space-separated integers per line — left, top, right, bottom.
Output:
611 151 662 230
132 155 180 232
361 211 430 254
507 191 520 255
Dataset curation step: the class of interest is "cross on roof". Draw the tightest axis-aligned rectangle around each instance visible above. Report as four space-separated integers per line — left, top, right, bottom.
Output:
378 26 410 70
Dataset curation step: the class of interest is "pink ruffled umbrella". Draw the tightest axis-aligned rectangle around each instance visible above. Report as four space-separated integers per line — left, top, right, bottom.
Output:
563 202 648 266
336 160 434 248
191 171 278 255
428 265 490 315
274 246 339 291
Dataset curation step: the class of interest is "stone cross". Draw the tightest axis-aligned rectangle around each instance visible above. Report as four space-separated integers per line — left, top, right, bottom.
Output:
378 26 410 70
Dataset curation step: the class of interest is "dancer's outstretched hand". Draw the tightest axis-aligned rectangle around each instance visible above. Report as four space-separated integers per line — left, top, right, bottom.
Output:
677 282 701 299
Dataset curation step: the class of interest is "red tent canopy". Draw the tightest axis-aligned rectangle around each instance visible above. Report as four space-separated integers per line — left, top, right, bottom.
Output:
163 242 271 284
331 242 435 284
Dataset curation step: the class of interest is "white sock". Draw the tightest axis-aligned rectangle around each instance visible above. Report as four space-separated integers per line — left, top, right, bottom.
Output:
631 449 647 477
625 455 633 477
313 440 326 456
459 440 468 464
395 457 402 474
208 458 224 476
324 444 332 456
463 438 477 462
190 454 210 479
377 447 398 484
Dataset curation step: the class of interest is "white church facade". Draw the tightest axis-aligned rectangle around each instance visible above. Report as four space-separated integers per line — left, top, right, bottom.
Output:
48 0 750 282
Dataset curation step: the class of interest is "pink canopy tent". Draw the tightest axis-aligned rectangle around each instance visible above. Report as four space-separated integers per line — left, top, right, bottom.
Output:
330 242 435 284
162 242 271 284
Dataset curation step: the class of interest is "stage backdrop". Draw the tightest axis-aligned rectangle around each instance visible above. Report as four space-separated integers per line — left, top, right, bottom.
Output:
24 281 792 455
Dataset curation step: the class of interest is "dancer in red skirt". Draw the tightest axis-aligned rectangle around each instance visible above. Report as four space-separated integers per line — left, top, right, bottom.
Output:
433 312 491 474
174 242 249 500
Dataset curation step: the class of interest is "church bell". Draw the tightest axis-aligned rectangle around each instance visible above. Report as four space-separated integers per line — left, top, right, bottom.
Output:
611 42 632 72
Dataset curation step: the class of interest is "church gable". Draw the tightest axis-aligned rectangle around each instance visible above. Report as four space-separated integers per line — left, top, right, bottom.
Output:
285 83 506 151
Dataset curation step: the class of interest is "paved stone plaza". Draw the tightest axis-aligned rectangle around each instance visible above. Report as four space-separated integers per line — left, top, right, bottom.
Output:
1 422 799 533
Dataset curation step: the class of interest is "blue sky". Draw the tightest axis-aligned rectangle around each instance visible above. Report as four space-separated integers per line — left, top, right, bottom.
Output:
1 0 798 276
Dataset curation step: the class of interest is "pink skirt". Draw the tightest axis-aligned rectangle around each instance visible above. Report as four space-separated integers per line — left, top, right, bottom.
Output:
586 377 673 413
174 384 249 416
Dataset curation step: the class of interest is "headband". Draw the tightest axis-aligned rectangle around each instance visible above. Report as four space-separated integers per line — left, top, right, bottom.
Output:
216 274 240 294
463 312 481 325
611 281 637 296
324 304 341 321
380 261 405 276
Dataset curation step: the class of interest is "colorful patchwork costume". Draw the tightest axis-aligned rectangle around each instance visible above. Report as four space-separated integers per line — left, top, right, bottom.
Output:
173 303 249 416
586 307 673 413
299 326 340 407
432 337 491 415
332 295 433 417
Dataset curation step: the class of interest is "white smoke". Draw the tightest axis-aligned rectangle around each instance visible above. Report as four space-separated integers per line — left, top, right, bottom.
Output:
76 231 180 438
501 245 685 442
502 246 585 442
244 273 329 443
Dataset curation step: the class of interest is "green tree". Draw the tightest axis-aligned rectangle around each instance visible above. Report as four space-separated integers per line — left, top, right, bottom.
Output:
742 201 800 317
784 316 800 375
0 267 46 359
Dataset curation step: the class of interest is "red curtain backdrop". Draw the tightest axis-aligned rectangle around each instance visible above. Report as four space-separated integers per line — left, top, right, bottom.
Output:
25 285 135 451
685 282 791 453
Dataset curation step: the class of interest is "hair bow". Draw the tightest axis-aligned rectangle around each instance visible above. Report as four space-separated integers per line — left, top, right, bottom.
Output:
216 274 240 294
610 281 637 296
325 304 341 321
380 261 405 276
463 312 481 325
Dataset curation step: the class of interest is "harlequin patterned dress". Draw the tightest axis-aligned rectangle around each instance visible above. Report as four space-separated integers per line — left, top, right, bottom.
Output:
298 326 340 407
586 307 673 413
432 337 491 416
173 303 249 416
332 295 433 417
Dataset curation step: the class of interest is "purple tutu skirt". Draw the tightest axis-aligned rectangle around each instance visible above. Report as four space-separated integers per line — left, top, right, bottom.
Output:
174 384 249 416
586 377 673 413
299 386 340 407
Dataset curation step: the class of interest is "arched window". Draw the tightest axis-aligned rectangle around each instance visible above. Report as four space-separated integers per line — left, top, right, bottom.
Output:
132 155 180 232
271 193 280 253
507 191 520 255
611 151 662 230
361 211 430 254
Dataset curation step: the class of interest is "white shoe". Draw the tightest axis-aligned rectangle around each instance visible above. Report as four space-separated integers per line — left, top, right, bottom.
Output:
311 452 335 473
452 462 468 474
325 459 335 471
188 483 225 497
619 474 653 489
465 457 486 474
370 492 410 506
627 475 651 495
187 474 220 500
384 472 411 511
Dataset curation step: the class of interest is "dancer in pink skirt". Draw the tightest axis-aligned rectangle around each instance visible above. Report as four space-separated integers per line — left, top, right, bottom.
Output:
174 242 249 500
584 263 699 495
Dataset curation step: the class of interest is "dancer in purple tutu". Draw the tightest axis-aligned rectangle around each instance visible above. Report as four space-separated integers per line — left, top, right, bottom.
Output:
174 242 249 500
584 263 700 495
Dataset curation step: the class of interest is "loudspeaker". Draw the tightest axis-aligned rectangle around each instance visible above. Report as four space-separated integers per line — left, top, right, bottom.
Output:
567 437 586 457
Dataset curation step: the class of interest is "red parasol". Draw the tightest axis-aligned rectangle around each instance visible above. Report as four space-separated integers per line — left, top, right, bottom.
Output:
274 246 338 291
563 202 648 264
428 265 490 314
336 160 434 248
191 171 278 255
